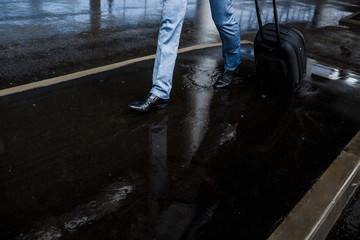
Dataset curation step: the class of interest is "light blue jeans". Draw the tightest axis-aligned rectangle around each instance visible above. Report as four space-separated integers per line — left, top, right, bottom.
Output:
150 0 241 100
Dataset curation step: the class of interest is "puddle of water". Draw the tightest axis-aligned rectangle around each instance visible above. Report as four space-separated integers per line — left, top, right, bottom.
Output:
16 178 136 240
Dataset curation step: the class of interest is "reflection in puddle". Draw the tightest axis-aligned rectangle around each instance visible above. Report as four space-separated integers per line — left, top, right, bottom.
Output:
220 123 238 145
33 226 62 240
17 180 135 240
180 58 217 166
345 77 358 86
64 216 89 232
310 60 360 85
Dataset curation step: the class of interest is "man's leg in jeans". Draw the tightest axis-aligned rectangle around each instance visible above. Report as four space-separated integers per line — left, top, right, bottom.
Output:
150 0 187 100
210 0 241 88
128 0 187 112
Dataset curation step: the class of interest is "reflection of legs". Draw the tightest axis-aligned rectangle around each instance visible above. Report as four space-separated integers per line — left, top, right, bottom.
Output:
148 117 169 226
147 117 203 240
182 90 214 166
156 91 232 240
150 0 187 100
191 89 232 163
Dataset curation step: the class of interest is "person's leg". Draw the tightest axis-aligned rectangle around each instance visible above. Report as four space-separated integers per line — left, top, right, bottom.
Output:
128 0 187 112
209 0 241 88
150 0 188 100
209 0 241 71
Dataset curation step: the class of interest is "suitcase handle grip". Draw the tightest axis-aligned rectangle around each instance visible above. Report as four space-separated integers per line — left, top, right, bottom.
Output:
255 0 281 44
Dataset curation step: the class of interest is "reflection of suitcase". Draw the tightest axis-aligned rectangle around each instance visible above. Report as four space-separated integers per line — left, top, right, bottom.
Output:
254 0 307 94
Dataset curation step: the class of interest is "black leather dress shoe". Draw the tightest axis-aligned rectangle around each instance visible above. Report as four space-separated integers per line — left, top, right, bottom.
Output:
213 69 237 89
128 93 168 112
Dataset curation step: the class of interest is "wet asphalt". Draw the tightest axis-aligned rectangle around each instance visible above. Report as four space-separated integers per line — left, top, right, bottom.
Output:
1 0 360 240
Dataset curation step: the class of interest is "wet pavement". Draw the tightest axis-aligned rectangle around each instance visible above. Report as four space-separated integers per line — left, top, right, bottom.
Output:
1 0 360 240
1 44 360 239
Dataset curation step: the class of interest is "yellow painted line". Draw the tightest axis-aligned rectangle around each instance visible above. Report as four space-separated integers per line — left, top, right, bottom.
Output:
0 41 253 98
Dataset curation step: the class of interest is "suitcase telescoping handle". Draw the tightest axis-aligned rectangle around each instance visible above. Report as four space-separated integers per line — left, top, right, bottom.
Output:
254 0 281 44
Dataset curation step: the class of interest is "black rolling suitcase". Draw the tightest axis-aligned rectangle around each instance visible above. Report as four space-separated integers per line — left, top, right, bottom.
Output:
254 0 307 94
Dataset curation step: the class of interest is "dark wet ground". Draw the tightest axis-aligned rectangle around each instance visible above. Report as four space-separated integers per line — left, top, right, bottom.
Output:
1 45 360 239
1 0 360 239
